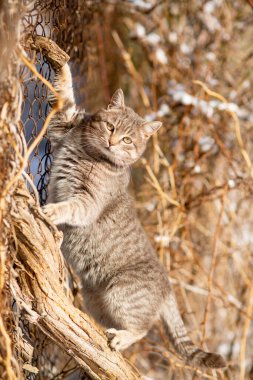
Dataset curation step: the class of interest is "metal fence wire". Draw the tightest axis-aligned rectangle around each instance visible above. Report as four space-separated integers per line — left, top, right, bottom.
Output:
20 0 93 204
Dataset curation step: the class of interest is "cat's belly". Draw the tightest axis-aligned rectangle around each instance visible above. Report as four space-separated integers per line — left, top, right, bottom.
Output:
60 206 153 287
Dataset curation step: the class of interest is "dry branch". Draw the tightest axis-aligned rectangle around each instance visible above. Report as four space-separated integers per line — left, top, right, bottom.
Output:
22 35 70 70
10 181 140 380
0 2 23 379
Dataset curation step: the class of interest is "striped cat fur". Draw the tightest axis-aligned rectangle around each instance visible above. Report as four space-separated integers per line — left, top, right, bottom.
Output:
43 63 226 369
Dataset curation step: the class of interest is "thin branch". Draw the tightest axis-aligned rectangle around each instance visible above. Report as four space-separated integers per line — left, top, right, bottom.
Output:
239 283 253 380
193 80 253 179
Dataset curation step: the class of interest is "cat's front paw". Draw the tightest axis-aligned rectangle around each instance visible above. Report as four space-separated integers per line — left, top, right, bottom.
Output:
43 203 64 225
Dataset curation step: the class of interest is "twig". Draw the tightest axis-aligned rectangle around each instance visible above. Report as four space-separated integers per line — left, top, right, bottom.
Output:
246 0 253 8
239 283 253 380
193 80 253 179
141 157 182 208
201 185 226 343
95 14 110 103
112 30 150 107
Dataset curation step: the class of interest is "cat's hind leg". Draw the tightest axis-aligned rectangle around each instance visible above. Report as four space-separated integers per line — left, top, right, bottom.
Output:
101 268 163 351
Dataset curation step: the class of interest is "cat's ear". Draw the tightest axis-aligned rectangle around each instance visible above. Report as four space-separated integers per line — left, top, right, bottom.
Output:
142 121 162 138
108 89 125 109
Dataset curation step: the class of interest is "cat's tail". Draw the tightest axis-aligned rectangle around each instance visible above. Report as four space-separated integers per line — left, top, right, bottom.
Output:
161 292 226 368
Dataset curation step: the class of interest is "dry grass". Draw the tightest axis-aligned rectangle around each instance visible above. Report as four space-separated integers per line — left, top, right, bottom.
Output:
86 2 253 379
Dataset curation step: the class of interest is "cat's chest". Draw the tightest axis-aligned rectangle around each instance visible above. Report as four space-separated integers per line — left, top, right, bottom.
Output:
52 145 130 200
77 162 129 199
61 221 113 283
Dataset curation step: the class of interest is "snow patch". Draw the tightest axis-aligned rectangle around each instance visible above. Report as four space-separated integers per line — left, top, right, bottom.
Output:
135 23 146 38
168 81 253 121
155 48 168 64
145 32 161 45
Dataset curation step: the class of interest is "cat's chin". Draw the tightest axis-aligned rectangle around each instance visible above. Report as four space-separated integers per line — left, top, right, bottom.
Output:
100 147 130 167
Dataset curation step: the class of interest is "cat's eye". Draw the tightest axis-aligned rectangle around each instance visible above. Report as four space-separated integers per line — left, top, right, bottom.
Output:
107 123 114 132
123 137 132 144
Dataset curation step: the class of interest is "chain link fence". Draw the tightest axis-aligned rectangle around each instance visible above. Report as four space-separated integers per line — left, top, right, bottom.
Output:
20 0 93 204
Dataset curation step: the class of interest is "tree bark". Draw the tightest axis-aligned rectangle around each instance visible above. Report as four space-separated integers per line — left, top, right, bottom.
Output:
0 1 24 378
10 182 140 380
22 35 70 70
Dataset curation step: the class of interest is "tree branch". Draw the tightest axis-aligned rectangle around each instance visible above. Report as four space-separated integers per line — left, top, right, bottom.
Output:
21 35 70 70
10 181 140 380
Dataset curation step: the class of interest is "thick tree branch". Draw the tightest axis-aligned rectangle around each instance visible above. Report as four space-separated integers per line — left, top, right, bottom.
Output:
10 182 140 380
13 32 139 380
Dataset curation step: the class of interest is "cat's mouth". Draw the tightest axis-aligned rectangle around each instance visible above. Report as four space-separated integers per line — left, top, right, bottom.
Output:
101 144 116 156
105 145 116 153
104 145 112 152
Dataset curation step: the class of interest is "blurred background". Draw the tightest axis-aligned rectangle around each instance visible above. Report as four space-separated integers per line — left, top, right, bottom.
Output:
20 1 253 379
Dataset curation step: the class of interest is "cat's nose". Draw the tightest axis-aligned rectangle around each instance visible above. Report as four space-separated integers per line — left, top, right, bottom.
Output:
109 137 118 146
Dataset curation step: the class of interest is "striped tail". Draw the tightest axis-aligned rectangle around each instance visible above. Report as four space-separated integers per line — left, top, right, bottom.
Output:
161 293 226 368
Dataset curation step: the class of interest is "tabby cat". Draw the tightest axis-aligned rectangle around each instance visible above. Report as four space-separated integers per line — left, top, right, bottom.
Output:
43 61 226 369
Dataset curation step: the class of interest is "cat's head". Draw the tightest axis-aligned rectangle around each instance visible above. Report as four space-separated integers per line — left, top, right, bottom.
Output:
85 89 162 166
